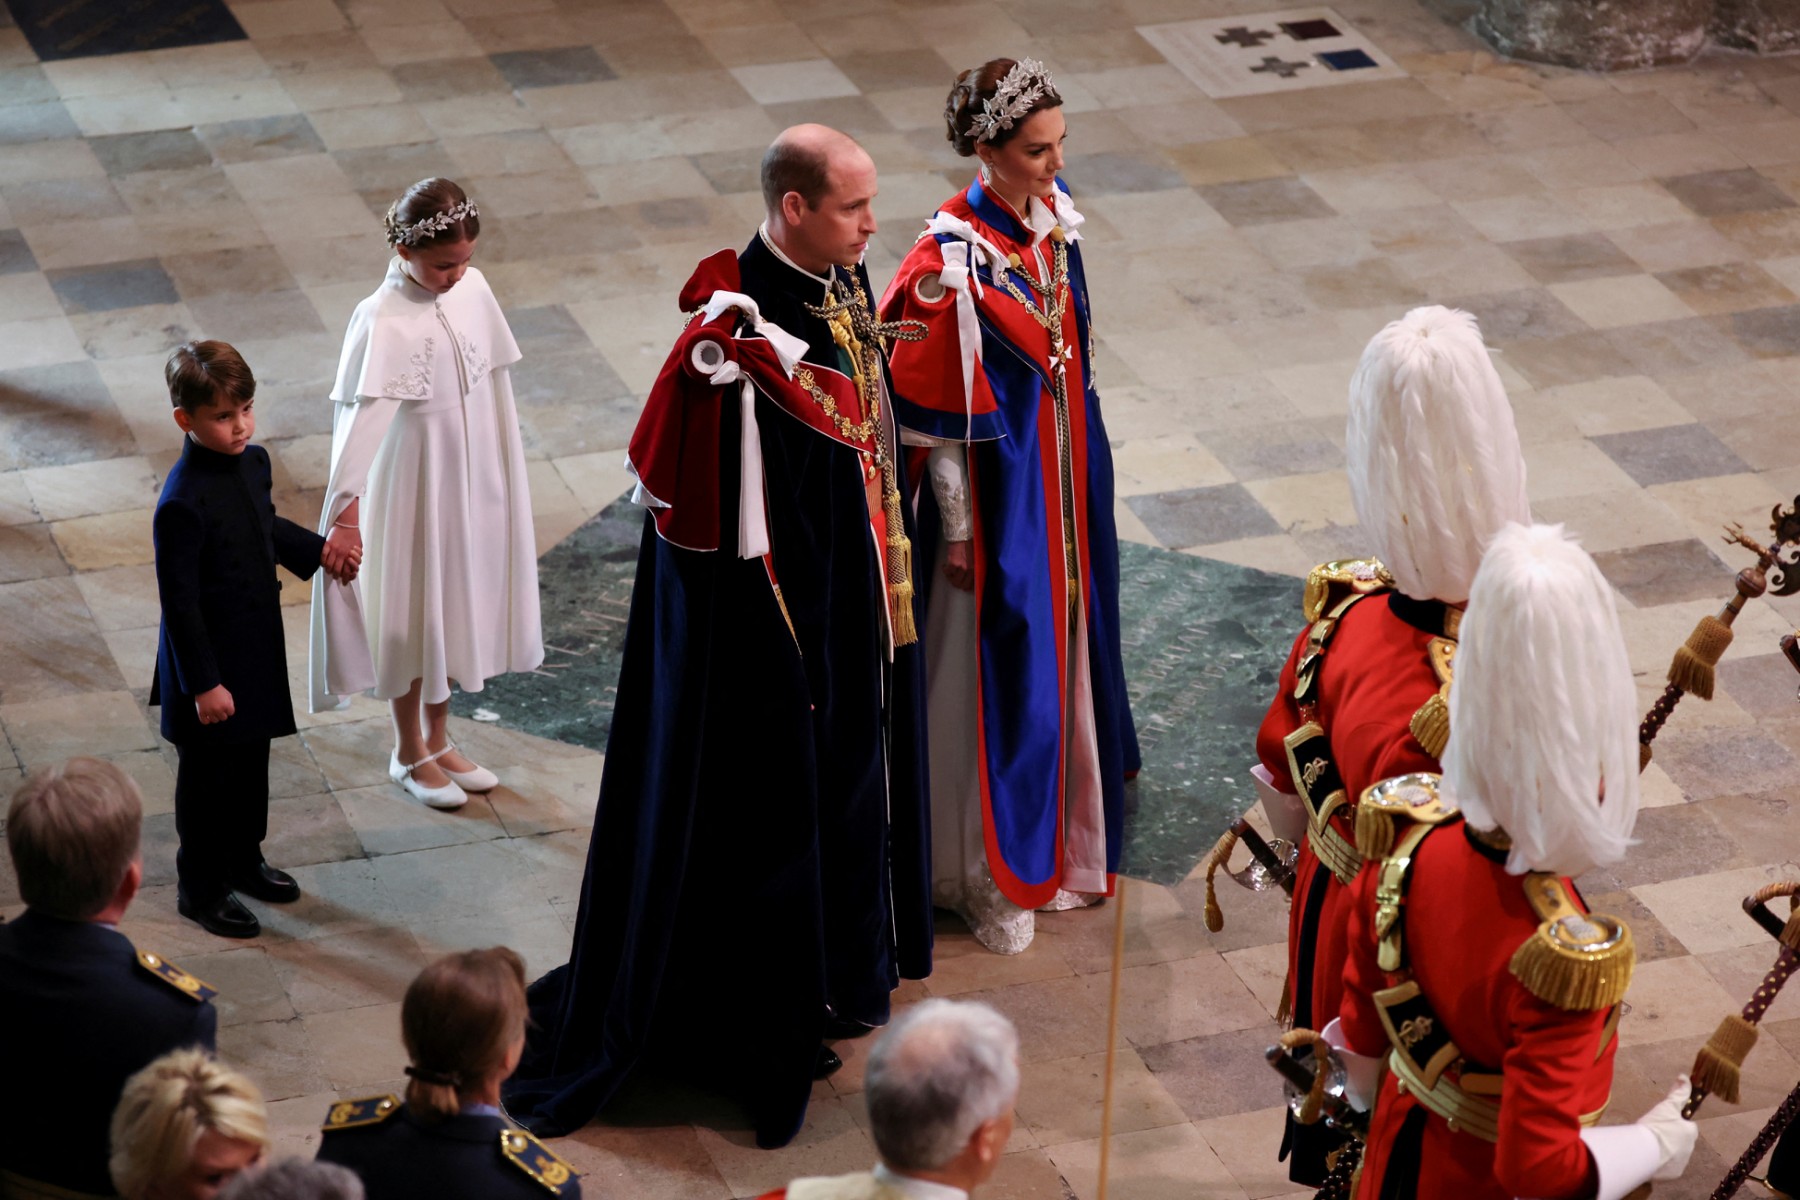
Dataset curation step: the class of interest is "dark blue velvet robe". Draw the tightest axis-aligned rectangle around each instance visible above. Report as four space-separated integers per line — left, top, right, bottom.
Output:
503 235 932 1149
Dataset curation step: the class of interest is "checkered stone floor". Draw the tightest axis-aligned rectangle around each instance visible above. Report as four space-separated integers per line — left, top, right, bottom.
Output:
3 0 1800 1196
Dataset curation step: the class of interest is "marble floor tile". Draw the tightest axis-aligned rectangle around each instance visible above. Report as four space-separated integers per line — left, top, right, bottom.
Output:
0 574 129 703
1194 1106 1293 1200
1088 952 1269 1048
1590 538 1735 607
1138 1026 1285 1123
1663 167 1798 218
1127 484 1283 550
1729 303 1800 359
1049 1123 1246 1200
1618 954 1750 1048
1500 231 1640 284
1194 177 1334 226
1635 864 1800 956
1658 262 1798 315
1549 274 1696 329
0 687 152 763
490 45 616 90
0 523 67 585
301 1001 409 1091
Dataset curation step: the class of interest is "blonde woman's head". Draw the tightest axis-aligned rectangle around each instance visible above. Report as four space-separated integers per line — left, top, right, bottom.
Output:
110 1049 269 1200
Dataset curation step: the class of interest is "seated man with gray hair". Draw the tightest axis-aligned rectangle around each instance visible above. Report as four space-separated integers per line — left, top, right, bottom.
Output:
760 999 1021 1199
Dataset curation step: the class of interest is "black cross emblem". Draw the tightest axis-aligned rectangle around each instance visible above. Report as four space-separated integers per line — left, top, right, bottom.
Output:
1249 56 1311 78
1214 26 1275 47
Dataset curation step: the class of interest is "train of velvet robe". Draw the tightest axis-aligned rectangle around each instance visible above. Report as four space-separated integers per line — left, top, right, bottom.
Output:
883 176 1140 910
502 239 932 1151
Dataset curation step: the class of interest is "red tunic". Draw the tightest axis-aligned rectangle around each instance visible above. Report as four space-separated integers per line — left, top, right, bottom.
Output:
1254 593 1446 1031
1338 825 1616 1199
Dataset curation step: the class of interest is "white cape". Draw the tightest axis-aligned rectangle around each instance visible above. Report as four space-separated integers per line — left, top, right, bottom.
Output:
307 260 543 712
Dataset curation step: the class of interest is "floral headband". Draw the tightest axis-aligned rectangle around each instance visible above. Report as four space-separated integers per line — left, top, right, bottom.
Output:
391 199 479 246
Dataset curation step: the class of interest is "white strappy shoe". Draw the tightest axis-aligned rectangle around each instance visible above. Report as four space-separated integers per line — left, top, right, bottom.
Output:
434 741 499 793
389 748 468 810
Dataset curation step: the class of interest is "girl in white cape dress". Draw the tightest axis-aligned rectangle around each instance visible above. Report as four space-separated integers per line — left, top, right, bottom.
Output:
308 178 542 810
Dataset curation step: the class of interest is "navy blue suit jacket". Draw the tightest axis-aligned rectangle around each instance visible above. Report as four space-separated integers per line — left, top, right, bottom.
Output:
150 438 323 745
317 1106 581 1199
0 911 218 1194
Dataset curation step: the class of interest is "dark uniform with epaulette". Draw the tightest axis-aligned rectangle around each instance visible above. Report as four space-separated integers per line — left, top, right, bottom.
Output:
315 1096 580 1199
1337 774 1630 1199
0 910 218 1197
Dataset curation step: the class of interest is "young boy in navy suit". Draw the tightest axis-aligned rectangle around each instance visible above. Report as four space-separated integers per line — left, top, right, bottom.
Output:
152 341 359 939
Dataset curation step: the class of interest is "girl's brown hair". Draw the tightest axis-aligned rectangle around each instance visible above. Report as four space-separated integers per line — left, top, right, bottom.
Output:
400 947 527 1122
944 58 1065 157
383 177 480 248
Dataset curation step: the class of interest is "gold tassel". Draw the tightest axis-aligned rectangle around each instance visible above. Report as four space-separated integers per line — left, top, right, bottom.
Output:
1508 918 1636 1012
1667 614 1733 700
1200 826 1241 933
883 487 917 647
1356 803 1396 862
1276 972 1293 1026
1277 1029 1330 1125
1638 741 1653 772
1409 691 1450 759
1692 1013 1758 1105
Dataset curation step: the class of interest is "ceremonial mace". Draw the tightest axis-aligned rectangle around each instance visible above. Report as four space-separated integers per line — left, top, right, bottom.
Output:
1638 497 1800 768
1699 883 1800 1199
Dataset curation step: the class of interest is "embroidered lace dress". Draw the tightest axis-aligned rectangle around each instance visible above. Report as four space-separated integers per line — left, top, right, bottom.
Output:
307 259 542 711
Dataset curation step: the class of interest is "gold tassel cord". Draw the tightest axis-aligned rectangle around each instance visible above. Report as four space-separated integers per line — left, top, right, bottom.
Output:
1667 614 1733 700
1200 826 1242 933
1508 917 1636 1012
1277 1029 1332 1126
1276 974 1293 1027
1692 1013 1759 1106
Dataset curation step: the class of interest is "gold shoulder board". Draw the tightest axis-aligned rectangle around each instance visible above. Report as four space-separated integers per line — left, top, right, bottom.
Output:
500 1129 578 1196
134 948 218 1003
1508 874 1635 1012
1355 772 1457 861
1302 558 1394 623
321 1095 400 1132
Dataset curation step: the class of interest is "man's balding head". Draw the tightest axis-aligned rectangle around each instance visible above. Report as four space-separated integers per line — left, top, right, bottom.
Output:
760 124 865 214
760 125 879 273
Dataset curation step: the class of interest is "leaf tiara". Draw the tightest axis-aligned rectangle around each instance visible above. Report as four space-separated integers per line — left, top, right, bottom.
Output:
391 199 479 246
969 58 1058 144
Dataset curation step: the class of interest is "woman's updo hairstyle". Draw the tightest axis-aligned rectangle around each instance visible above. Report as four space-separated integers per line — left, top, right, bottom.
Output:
383 177 480 249
400 946 527 1123
945 57 1064 157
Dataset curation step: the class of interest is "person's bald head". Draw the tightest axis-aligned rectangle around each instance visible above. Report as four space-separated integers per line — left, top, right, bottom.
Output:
864 1000 1019 1189
760 125 878 273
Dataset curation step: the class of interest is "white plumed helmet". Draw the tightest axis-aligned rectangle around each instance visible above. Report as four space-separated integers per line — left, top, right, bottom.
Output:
1346 306 1530 604
1443 522 1639 877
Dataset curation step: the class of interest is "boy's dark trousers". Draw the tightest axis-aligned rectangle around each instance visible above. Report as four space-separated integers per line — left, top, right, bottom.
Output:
174 739 272 903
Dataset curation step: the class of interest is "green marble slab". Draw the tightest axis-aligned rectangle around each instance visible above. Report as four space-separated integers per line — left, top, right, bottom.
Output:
454 496 1306 885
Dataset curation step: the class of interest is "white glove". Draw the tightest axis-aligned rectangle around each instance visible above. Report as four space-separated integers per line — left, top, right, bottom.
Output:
1252 763 1307 846
1639 1075 1697 1181
1320 1018 1383 1113
1570 1076 1696 1200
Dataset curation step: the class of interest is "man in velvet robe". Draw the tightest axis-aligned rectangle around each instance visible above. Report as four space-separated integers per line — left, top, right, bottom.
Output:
504 125 932 1150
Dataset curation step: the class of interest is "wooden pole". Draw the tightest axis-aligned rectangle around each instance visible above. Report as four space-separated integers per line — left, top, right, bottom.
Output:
1096 877 1128 1200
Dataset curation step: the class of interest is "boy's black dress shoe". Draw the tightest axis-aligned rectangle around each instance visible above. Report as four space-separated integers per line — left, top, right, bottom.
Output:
814 1045 843 1079
231 861 300 904
178 890 261 939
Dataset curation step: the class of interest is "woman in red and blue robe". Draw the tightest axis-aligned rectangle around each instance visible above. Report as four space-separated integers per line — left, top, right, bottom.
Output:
880 61 1138 953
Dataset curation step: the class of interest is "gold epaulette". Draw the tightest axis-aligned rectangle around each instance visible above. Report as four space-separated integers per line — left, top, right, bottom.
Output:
1355 772 1457 861
321 1095 399 1132
1408 637 1457 759
134 948 218 1003
1302 558 1394 623
1509 874 1635 1012
499 1129 578 1196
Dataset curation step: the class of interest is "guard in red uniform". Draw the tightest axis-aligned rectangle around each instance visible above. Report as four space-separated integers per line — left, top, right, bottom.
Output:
1253 306 1530 1183
1327 523 1696 1200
